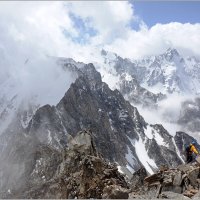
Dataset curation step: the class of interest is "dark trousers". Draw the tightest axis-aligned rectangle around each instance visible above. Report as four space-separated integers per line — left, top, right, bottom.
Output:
186 154 193 163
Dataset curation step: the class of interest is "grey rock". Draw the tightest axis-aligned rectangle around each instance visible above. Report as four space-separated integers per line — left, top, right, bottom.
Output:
162 185 182 194
130 167 148 190
102 185 129 199
178 164 193 173
173 171 182 186
144 172 163 184
187 168 200 187
160 191 191 199
193 190 200 199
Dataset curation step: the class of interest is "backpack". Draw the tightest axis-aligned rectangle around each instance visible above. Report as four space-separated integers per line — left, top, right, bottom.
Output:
185 144 191 153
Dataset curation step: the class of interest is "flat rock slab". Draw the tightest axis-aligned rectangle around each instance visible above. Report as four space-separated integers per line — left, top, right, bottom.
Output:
160 191 191 199
173 171 182 186
144 172 163 184
178 164 193 173
187 168 200 187
193 190 200 200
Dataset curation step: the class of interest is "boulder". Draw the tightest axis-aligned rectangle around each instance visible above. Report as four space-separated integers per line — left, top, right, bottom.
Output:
144 172 163 184
192 190 200 200
183 189 199 198
173 171 182 186
162 185 182 194
102 185 129 199
132 164 200 199
178 164 193 173
187 167 200 187
160 191 191 199
130 167 148 190
163 174 173 186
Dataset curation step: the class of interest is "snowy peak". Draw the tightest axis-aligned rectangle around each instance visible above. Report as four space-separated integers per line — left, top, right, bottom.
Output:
162 48 180 61
96 50 165 108
140 49 191 94
98 48 200 95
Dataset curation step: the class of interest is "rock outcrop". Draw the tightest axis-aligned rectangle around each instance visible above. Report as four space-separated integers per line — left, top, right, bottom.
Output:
1 130 129 199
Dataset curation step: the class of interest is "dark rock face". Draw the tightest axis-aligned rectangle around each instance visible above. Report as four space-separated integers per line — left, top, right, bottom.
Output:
56 130 129 199
118 72 166 108
20 63 150 172
0 134 62 198
145 125 183 169
56 64 143 166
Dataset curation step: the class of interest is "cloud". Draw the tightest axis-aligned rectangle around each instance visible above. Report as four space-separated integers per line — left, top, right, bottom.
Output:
104 22 200 59
0 1 82 107
1 1 199 63
68 1 134 44
136 94 190 137
0 1 136 105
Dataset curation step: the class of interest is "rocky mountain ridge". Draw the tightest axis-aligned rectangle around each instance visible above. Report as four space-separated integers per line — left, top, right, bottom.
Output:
0 61 197 195
1 130 129 199
1 130 200 199
0 50 200 197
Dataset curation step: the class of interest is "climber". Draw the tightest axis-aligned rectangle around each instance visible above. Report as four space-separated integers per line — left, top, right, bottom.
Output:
185 141 199 163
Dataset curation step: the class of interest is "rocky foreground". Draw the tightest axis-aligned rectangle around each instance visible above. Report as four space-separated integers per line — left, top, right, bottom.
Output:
130 163 200 199
2 130 200 199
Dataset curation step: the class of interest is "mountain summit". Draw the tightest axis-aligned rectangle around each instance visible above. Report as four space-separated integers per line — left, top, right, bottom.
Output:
98 48 200 95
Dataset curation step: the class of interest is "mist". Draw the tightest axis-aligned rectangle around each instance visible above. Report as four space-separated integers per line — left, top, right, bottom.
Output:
136 94 198 138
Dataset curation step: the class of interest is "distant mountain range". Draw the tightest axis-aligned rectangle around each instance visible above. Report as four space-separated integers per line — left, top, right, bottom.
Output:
98 48 200 96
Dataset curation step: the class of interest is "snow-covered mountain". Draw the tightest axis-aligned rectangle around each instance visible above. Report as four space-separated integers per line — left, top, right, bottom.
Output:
97 48 200 96
95 48 200 140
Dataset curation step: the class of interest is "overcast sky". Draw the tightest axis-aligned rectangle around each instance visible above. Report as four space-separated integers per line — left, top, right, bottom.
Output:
0 1 200 63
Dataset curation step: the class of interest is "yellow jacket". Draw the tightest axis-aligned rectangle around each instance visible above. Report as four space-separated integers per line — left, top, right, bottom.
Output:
190 144 199 155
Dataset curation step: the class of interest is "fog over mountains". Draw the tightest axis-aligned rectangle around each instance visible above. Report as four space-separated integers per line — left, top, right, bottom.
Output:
1 47 200 196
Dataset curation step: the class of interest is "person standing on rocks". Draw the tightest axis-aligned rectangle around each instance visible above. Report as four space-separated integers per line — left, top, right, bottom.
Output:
185 141 199 163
